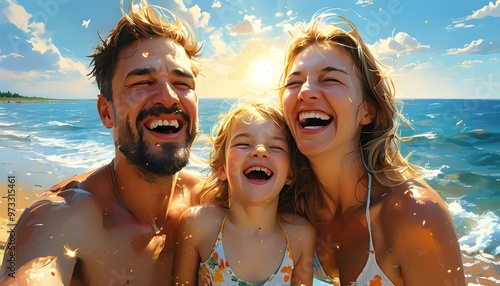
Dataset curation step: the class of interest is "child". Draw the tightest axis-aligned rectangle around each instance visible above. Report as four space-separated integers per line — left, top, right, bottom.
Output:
173 99 316 286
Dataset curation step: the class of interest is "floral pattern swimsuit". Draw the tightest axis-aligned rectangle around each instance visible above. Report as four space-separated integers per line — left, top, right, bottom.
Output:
198 214 294 285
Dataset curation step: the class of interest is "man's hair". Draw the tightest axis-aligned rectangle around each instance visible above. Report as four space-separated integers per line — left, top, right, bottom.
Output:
88 0 202 101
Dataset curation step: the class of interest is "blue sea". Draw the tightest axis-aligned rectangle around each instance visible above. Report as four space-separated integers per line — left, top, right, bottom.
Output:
0 98 499 283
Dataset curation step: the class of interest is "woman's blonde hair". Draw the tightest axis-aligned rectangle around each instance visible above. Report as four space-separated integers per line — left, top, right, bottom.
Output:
279 12 420 187
200 98 317 218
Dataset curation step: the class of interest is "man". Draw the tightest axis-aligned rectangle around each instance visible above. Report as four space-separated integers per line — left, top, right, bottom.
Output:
0 0 202 284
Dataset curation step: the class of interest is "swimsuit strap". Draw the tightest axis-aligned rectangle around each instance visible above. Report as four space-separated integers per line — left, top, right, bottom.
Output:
277 218 293 262
365 173 375 252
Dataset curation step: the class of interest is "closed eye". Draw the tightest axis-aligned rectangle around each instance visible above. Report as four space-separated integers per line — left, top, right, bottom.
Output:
173 81 193 90
270 146 286 152
131 80 153 87
284 80 303 88
233 143 250 148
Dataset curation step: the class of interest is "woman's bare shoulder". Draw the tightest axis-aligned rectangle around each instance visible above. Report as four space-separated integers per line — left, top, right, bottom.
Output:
380 178 456 242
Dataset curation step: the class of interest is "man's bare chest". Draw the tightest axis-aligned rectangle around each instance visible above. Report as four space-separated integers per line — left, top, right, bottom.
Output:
75 226 174 285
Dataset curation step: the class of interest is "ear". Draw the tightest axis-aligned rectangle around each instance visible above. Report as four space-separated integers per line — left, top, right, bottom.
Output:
217 166 227 181
285 169 294 186
360 100 376 126
97 94 114 128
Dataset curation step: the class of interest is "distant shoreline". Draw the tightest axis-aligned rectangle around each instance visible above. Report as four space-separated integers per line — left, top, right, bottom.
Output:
0 97 77 103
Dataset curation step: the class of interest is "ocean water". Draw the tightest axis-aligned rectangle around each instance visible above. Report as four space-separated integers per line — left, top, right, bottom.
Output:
0 98 499 276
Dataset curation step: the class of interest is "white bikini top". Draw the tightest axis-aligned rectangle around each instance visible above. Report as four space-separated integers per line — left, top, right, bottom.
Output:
313 173 395 285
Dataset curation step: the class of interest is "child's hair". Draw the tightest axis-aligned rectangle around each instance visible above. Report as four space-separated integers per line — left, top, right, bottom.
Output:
199 98 317 217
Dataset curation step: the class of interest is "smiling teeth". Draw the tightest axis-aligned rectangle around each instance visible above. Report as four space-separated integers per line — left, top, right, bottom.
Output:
244 166 271 176
299 112 331 121
149 119 179 129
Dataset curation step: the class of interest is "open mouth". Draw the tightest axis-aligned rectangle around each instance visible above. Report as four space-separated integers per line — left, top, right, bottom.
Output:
146 119 183 134
299 111 333 129
244 166 273 181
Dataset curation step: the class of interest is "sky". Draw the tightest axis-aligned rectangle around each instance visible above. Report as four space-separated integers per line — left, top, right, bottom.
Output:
0 0 499 100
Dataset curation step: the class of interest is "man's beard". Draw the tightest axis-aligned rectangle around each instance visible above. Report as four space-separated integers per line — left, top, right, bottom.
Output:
116 105 197 178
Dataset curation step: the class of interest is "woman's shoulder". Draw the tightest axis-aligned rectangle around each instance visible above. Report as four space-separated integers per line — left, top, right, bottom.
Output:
379 178 454 234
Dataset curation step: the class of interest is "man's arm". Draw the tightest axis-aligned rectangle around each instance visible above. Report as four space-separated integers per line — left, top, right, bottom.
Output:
0 189 102 285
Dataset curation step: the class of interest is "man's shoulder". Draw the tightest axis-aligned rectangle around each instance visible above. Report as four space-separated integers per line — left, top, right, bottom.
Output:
178 168 202 188
26 187 103 223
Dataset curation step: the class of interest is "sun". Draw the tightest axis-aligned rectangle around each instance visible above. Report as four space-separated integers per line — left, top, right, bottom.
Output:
244 57 280 92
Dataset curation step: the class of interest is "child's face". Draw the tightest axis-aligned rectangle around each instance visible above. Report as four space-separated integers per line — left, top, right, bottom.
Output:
219 115 292 206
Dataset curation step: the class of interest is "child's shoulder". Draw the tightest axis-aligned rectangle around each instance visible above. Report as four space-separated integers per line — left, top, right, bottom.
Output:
179 204 227 227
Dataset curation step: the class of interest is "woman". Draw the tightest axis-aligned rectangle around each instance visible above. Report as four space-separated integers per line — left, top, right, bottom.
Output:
279 13 465 285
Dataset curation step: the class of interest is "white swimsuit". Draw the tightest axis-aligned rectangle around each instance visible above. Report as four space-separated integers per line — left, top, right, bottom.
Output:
313 173 395 285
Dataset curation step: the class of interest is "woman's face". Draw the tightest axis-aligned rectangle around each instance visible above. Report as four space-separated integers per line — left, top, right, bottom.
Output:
281 42 373 160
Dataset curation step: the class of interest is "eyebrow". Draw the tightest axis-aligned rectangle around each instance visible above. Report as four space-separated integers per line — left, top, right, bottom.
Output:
288 66 348 76
125 67 194 79
232 133 288 143
125 67 155 78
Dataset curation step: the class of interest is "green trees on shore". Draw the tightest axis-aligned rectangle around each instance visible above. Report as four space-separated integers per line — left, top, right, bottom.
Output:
0 91 23 98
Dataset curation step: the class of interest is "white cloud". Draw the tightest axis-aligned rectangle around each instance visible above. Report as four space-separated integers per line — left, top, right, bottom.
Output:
172 0 211 29
1 1 31 32
208 30 229 57
355 0 374 7
230 15 273 35
0 1 93 98
446 22 475 30
0 66 95 99
0 52 23 61
447 39 483 54
460 60 484 69
370 32 430 55
211 1 221 9
448 39 500 55
400 61 433 72
466 0 500 20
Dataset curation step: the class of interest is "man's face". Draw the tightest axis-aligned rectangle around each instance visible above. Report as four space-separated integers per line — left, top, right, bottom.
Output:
108 37 198 177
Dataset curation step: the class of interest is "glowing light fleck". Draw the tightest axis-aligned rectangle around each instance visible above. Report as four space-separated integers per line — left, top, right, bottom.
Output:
64 244 78 258
142 52 149 58
447 269 451 273
422 220 426 226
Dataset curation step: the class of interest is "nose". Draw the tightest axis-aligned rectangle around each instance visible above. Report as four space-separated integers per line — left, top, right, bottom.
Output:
297 78 319 102
251 145 269 159
152 80 180 107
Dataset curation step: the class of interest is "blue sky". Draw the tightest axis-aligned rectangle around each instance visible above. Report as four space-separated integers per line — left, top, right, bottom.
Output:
0 0 499 99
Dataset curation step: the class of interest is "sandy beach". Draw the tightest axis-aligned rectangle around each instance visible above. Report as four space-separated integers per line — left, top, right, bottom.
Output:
0 147 499 284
